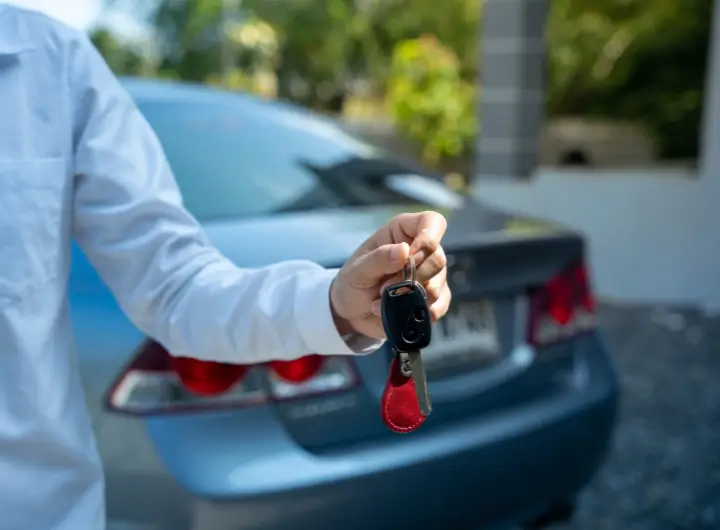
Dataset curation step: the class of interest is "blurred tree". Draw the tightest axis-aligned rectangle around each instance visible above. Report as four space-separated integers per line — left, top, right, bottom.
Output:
104 0 710 159
115 0 280 93
242 0 481 109
242 0 359 109
367 0 482 80
90 27 149 76
147 0 227 82
387 36 477 164
107 0 480 97
547 0 712 158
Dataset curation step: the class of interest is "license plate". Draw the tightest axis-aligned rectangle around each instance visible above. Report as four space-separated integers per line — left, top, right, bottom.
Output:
422 300 501 372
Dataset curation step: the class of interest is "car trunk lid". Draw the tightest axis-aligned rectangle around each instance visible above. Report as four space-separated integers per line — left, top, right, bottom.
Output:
237 204 591 450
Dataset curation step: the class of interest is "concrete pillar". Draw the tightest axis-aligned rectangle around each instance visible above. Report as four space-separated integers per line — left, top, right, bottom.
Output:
476 0 548 179
701 1 720 187
698 0 720 312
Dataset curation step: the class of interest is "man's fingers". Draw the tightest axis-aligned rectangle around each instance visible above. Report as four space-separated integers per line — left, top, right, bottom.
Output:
376 245 446 293
349 242 410 288
415 245 447 285
424 265 447 305
380 273 404 294
407 211 448 244
371 264 450 320
430 284 452 322
373 260 447 317
365 211 446 269
374 282 451 320
376 246 447 298
407 211 447 259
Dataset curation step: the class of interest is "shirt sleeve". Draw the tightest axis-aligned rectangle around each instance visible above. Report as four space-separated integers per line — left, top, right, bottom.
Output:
68 34 383 364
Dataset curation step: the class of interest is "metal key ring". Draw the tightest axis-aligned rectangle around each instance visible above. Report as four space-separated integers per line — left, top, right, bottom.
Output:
402 254 416 284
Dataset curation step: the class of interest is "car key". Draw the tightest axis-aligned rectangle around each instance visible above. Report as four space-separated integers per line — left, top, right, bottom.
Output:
381 255 433 416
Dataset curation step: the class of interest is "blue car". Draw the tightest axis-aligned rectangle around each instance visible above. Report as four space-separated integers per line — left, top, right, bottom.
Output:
69 78 620 530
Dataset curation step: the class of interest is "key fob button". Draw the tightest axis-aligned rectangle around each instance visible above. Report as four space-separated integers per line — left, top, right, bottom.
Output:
414 307 427 322
402 326 419 343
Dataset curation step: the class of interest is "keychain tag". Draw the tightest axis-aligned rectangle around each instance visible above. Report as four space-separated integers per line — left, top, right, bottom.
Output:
381 356 428 433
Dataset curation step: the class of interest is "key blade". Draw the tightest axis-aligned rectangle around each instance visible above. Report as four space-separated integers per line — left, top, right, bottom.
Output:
408 350 432 416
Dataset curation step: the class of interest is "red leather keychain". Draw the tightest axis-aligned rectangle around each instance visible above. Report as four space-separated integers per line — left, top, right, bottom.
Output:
381 354 428 433
379 255 433 433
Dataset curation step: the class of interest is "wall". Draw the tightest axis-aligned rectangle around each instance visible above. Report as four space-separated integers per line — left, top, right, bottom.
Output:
474 169 710 308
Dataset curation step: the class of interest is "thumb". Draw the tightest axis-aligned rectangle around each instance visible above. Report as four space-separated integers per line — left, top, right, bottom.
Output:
350 243 410 287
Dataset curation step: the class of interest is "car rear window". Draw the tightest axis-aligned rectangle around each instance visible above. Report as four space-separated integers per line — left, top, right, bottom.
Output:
137 99 462 220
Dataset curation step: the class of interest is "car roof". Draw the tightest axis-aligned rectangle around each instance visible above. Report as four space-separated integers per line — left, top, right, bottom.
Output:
118 76 380 165
119 76 330 127
120 76 255 105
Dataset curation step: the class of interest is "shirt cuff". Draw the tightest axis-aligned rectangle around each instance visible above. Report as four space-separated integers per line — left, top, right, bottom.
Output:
294 267 385 356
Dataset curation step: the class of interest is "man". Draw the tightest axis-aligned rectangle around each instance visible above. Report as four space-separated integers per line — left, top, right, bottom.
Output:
0 4 451 530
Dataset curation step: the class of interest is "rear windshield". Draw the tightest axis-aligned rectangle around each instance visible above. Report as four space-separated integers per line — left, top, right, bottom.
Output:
137 100 462 220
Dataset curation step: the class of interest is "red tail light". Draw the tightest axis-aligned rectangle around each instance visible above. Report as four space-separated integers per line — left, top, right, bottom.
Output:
269 355 324 383
527 260 596 347
171 357 248 396
106 342 358 416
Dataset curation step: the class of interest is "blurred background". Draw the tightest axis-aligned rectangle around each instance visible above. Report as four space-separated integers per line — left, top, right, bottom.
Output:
63 0 720 308
6 0 720 529
13 0 713 177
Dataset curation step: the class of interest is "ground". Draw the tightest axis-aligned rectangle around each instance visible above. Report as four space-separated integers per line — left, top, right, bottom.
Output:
551 304 720 530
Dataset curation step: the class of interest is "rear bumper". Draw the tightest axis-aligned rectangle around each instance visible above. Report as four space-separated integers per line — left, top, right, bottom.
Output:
190 340 619 530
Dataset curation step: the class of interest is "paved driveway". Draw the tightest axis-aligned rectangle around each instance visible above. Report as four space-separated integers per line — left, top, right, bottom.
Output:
552 304 720 530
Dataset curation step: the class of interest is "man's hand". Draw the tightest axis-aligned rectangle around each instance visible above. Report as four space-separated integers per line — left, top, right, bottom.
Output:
330 211 451 341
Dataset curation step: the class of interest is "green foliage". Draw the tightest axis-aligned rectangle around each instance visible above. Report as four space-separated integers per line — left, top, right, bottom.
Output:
148 0 226 82
387 37 477 164
90 28 148 76
366 0 482 80
97 0 711 160
103 0 280 95
242 0 481 109
242 0 362 108
225 18 279 72
547 0 712 158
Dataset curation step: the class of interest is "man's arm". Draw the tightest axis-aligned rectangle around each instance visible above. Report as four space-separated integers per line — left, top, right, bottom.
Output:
69 35 381 364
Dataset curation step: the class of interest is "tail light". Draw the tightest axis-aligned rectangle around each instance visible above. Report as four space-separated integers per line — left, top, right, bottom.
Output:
171 357 248 396
106 342 358 416
269 355 324 383
527 260 596 347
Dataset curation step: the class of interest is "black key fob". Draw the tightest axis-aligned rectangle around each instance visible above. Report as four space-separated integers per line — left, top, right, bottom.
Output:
381 280 432 351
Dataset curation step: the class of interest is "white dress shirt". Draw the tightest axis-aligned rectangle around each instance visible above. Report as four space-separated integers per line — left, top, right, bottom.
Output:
0 5 381 529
